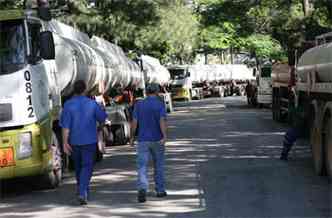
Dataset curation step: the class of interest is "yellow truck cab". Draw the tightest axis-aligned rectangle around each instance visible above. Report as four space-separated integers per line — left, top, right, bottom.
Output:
0 1 62 188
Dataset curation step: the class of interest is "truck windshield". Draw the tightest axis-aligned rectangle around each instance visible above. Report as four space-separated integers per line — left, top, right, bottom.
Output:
0 20 26 75
169 69 186 80
261 67 272 78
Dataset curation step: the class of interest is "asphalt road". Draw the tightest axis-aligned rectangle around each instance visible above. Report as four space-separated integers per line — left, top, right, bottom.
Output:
0 96 331 218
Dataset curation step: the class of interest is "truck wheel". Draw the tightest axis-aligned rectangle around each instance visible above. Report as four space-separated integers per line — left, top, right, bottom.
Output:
311 118 324 176
43 133 62 189
115 126 127 145
324 117 332 179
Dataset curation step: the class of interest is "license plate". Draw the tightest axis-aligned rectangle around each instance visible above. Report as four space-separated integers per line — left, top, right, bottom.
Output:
0 147 15 167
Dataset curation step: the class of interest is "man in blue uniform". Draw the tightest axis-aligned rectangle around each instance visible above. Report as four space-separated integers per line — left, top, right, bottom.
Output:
130 83 168 203
60 80 107 205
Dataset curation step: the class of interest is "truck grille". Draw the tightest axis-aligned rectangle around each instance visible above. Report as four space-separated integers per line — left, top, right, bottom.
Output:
0 104 12 122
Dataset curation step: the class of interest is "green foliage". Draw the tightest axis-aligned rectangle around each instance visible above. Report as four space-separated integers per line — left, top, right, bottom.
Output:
0 0 24 9
2 0 332 64
245 34 286 60
58 0 199 63
195 0 332 63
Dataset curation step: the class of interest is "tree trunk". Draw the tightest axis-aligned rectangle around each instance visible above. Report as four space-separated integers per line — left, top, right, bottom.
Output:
302 0 310 16
326 0 332 20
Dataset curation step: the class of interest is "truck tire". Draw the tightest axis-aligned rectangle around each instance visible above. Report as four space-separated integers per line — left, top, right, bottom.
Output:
324 116 332 179
311 117 324 176
43 133 62 189
115 126 127 145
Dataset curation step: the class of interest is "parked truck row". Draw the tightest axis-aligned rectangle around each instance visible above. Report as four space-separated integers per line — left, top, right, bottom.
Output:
167 64 254 102
0 1 172 188
270 32 332 179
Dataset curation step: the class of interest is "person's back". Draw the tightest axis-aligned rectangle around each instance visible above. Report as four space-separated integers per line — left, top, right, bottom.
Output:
134 96 164 142
63 95 106 146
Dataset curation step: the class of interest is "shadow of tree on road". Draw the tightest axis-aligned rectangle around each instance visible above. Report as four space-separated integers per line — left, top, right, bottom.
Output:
0 97 330 218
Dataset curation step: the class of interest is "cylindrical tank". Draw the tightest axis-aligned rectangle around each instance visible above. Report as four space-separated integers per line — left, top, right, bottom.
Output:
271 63 290 84
52 34 99 97
91 36 145 90
49 21 107 96
48 21 145 97
297 43 332 83
141 55 170 86
229 64 255 81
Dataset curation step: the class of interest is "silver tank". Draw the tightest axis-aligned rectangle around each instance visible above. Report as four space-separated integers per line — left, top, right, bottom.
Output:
91 36 144 89
141 55 170 86
49 20 144 97
297 42 332 83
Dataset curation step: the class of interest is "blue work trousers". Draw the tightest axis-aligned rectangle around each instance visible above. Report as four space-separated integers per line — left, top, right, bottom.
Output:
72 144 96 199
137 141 165 193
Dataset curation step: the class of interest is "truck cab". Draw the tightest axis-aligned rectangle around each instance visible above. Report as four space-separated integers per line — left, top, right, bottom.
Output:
256 63 273 106
168 65 193 101
0 7 62 188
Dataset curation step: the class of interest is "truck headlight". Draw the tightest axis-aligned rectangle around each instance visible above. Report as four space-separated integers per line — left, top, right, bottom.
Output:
17 132 32 159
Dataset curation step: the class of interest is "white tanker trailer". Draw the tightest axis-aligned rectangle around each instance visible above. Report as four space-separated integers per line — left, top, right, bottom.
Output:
141 55 173 112
0 1 145 188
295 32 332 179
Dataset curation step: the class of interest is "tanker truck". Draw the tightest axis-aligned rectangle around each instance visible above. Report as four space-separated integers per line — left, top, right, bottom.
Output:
255 62 273 107
0 1 145 188
294 32 332 179
168 65 222 101
189 64 223 98
141 55 173 112
192 64 254 98
271 62 295 122
168 65 195 101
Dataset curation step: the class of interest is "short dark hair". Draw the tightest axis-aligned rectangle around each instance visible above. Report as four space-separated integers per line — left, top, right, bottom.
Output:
73 80 86 95
146 83 160 94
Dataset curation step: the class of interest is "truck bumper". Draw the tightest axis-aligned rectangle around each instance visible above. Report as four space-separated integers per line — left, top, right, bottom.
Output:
0 123 52 180
171 88 190 100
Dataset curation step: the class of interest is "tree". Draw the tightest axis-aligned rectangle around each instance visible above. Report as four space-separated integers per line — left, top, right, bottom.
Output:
0 0 24 9
132 1 199 63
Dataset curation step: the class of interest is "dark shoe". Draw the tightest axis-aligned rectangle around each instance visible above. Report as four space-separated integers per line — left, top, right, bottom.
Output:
156 191 167 198
138 189 146 203
78 196 88 205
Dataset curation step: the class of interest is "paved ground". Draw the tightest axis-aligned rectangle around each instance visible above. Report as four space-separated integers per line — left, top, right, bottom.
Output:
0 96 331 218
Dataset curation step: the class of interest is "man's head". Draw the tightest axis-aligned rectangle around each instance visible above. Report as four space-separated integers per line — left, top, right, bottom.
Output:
146 83 160 95
73 80 87 95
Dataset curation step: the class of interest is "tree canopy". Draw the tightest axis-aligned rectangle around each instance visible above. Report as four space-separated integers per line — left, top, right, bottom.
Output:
0 0 332 64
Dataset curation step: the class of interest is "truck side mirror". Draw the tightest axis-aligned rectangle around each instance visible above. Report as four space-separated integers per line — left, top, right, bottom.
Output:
187 72 191 77
253 68 257 77
40 31 55 60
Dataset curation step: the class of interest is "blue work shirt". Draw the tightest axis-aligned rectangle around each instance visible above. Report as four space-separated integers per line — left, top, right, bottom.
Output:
60 95 107 146
133 96 166 142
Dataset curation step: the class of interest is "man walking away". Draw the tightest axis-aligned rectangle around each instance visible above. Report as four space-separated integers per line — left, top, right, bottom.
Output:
130 83 168 203
60 80 107 205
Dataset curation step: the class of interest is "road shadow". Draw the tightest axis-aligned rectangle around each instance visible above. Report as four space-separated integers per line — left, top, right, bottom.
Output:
0 97 330 218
